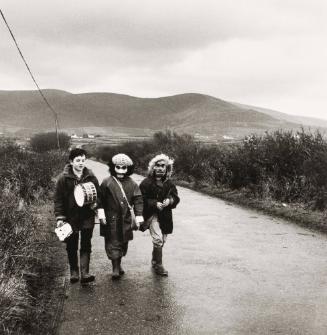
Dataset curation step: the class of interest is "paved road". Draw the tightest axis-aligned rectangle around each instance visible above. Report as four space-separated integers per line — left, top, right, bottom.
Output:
58 160 327 335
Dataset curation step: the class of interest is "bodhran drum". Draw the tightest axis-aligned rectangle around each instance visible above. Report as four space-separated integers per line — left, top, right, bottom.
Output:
74 182 97 207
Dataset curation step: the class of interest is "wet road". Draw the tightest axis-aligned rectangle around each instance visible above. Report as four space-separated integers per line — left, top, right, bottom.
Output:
58 160 327 335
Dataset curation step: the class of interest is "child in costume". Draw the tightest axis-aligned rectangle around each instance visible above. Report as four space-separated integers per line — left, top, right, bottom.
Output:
139 154 180 276
100 153 144 279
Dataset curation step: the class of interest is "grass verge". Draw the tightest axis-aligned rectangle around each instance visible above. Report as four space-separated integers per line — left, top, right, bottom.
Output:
0 201 66 335
176 179 327 234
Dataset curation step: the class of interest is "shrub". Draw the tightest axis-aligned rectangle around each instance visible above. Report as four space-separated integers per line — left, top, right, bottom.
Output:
91 129 327 210
0 140 67 333
30 132 70 152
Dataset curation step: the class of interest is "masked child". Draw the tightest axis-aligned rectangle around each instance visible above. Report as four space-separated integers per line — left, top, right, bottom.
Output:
100 153 144 280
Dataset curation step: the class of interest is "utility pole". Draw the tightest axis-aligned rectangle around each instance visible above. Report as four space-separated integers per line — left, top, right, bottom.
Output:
1 9 61 149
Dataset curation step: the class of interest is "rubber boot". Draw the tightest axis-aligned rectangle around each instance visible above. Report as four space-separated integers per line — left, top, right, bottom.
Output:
70 268 79 284
67 250 79 283
151 247 157 268
118 258 125 276
153 246 168 276
80 252 95 283
111 259 121 280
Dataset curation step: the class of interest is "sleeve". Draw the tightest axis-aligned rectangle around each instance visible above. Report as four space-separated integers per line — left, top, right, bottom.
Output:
139 180 157 210
99 179 108 209
54 175 67 221
91 175 103 209
132 183 143 216
168 183 180 209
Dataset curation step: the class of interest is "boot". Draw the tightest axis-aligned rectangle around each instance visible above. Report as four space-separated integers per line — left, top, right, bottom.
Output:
80 252 95 284
67 250 79 283
118 258 125 276
111 259 121 280
151 247 157 268
153 246 168 276
70 268 79 284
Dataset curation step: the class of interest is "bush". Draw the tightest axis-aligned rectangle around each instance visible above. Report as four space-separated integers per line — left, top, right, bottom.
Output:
91 129 327 210
30 132 70 152
0 140 67 333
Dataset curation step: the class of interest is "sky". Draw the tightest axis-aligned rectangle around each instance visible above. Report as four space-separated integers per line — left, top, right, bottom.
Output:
1 0 327 119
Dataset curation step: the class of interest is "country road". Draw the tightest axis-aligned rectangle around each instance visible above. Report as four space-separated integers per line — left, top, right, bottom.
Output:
58 160 327 335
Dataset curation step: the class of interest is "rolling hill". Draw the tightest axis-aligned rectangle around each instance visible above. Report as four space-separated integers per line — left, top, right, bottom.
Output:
0 89 324 138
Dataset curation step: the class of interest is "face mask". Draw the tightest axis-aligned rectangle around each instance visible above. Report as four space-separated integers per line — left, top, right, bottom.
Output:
153 161 167 177
115 165 127 179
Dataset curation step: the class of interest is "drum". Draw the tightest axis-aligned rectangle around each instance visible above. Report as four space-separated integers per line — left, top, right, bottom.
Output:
74 182 97 207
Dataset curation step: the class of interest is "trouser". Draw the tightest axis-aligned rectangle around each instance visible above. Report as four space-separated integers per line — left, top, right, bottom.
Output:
104 218 128 260
104 238 128 260
148 214 167 247
65 227 94 270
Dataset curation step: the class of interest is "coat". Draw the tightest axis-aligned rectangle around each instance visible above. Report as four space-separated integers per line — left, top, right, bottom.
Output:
99 176 143 242
54 164 101 231
139 177 180 234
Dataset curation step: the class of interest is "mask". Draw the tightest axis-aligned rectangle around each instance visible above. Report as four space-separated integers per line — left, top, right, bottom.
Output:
115 164 127 179
153 160 167 177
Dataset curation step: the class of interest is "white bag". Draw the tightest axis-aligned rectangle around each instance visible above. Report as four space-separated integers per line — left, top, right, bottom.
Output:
55 222 73 242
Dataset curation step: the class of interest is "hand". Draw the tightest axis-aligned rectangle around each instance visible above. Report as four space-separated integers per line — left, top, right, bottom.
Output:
56 220 64 228
99 218 107 225
162 198 170 207
156 202 164 211
135 215 144 230
139 221 150 232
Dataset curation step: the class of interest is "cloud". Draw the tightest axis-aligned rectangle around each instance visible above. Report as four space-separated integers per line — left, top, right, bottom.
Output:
1 0 327 118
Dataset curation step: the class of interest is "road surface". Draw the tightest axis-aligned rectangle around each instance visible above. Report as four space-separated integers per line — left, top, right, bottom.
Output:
58 160 327 335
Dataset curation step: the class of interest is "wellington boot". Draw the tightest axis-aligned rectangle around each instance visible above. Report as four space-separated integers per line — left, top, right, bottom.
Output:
154 264 168 276
111 259 121 280
70 268 79 284
151 247 157 268
118 258 125 276
80 252 95 284
153 247 168 276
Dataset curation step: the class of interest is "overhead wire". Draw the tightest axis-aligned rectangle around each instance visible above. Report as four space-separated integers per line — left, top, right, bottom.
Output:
0 9 60 148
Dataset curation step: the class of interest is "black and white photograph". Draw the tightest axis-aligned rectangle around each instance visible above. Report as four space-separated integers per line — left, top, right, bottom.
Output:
1 1 327 334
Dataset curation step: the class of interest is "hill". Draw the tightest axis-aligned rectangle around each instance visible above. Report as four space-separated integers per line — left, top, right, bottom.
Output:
0 89 323 138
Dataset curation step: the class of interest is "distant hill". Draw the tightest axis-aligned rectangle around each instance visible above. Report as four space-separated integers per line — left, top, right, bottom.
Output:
232 102 327 130
0 89 324 138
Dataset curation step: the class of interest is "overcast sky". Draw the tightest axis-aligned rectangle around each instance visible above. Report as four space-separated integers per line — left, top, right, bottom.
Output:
1 0 327 119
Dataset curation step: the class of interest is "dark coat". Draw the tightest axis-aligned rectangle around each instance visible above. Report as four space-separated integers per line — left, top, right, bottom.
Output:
99 176 143 242
139 177 180 234
54 164 101 231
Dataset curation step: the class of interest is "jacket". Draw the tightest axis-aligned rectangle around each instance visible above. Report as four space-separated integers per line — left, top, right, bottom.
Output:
139 177 180 234
99 176 143 242
54 164 101 231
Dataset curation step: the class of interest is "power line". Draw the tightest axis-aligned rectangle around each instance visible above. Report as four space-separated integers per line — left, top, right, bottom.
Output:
0 9 60 149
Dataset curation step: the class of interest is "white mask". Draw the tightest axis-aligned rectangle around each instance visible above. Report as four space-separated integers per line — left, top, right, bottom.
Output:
115 164 127 179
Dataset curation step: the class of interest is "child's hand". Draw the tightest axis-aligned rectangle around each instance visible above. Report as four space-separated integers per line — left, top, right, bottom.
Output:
56 220 64 228
156 202 164 211
99 218 107 225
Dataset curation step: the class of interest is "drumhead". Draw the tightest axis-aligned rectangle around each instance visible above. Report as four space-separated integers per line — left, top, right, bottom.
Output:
74 184 85 207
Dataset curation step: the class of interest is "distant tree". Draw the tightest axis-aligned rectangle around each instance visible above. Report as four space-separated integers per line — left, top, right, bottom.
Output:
30 132 70 152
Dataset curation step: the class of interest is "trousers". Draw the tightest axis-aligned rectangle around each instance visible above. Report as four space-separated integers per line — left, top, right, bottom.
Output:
148 214 167 247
